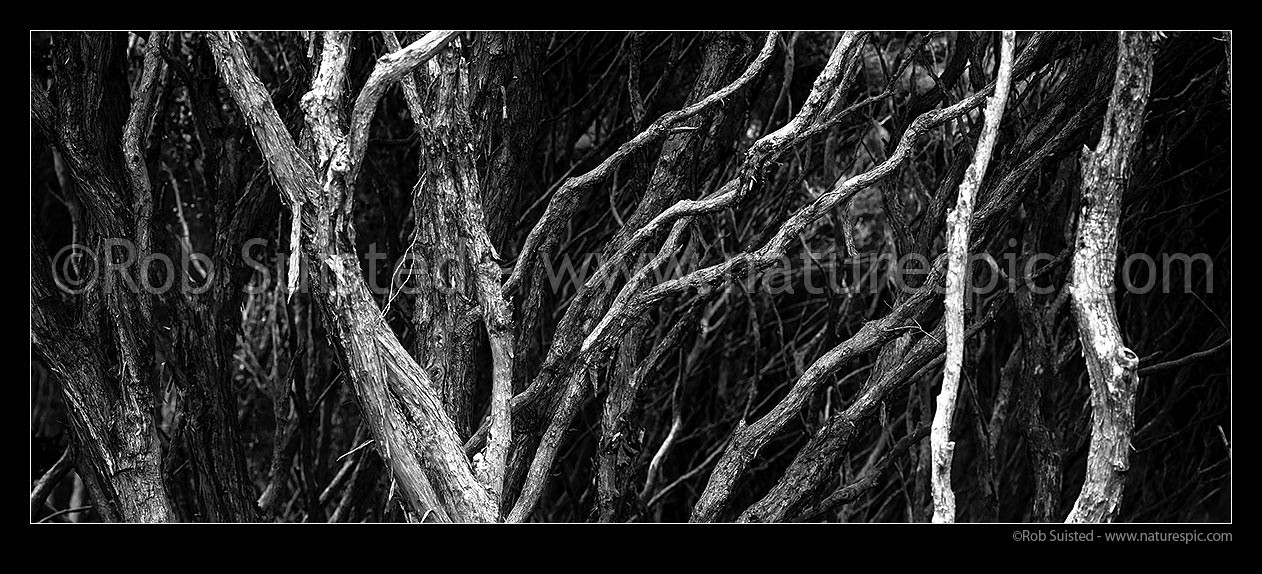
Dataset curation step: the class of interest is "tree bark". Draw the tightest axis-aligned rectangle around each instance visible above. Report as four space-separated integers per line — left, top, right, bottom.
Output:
395 35 481 438
31 32 177 523
210 30 497 522
1065 31 1155 524
386 31 519 512
469 32 546 250
931 30 1014 524
149 32 274 522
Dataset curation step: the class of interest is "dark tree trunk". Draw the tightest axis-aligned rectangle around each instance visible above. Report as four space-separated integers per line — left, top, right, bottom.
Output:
31 32 176 522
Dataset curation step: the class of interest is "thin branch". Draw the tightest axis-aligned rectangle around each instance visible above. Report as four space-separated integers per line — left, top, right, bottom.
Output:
1138 338 1230 376
381 32 428 128
503 32 781 294
930 30 1015 524
36 505 93 524
507 222 690 523
121 31 166 258
30 446 74 520
800 424 931 522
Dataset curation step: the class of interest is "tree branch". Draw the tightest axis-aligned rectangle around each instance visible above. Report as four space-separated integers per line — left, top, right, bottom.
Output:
30 445 74 519
345 30 459 188
799 424 931 522
1137 338 1230 376
1065 31 1156 524
121 31 166 264
931 30 1015 524
503 32 780 294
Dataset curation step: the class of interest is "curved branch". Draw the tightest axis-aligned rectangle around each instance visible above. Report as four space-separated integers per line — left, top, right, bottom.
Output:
345 30 459 188
121 31 166 263
688 259 947 522
30 446 74 520
503 31 781 293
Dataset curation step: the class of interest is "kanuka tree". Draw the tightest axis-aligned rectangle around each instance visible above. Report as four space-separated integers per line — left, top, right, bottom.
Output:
31 31 1230 523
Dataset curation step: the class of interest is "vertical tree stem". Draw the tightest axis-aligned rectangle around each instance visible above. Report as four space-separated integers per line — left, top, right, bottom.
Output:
931 30 1015 524
1065 31 1155 524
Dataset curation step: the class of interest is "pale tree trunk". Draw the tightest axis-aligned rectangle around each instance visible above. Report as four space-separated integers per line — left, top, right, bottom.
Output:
209 31 497 522
930 30 1015 524
1065 31 1155 524
383 30 518 513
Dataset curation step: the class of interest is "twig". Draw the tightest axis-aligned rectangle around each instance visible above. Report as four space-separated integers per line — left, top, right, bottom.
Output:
1137 338 1230 376
800 424 931 522
337 439 376 462
36 505 93 523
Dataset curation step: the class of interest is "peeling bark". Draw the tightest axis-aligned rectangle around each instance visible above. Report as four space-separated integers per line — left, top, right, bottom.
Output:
931 30 1015 524
210 30 495 522
1065 31 1154 524
31 32 176 523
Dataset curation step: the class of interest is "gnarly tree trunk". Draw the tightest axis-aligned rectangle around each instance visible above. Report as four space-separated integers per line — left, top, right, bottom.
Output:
1015 285 1065 523
1012 165 1074 522
209 31 497 522
1065 31 1155 524
32 250 174 523
160 33 275 522
32 31 272 523
403 42 481 438
30 32 176 522
387 31 519 512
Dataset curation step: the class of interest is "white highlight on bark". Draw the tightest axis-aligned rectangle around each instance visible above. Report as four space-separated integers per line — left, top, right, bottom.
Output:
930 31 1015 524
1063 31 1154 524
286 207 301 300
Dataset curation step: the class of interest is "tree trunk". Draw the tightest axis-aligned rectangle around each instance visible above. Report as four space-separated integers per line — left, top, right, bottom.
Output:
209 30 498 522
31 32 177 523
1065 31 1155 524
